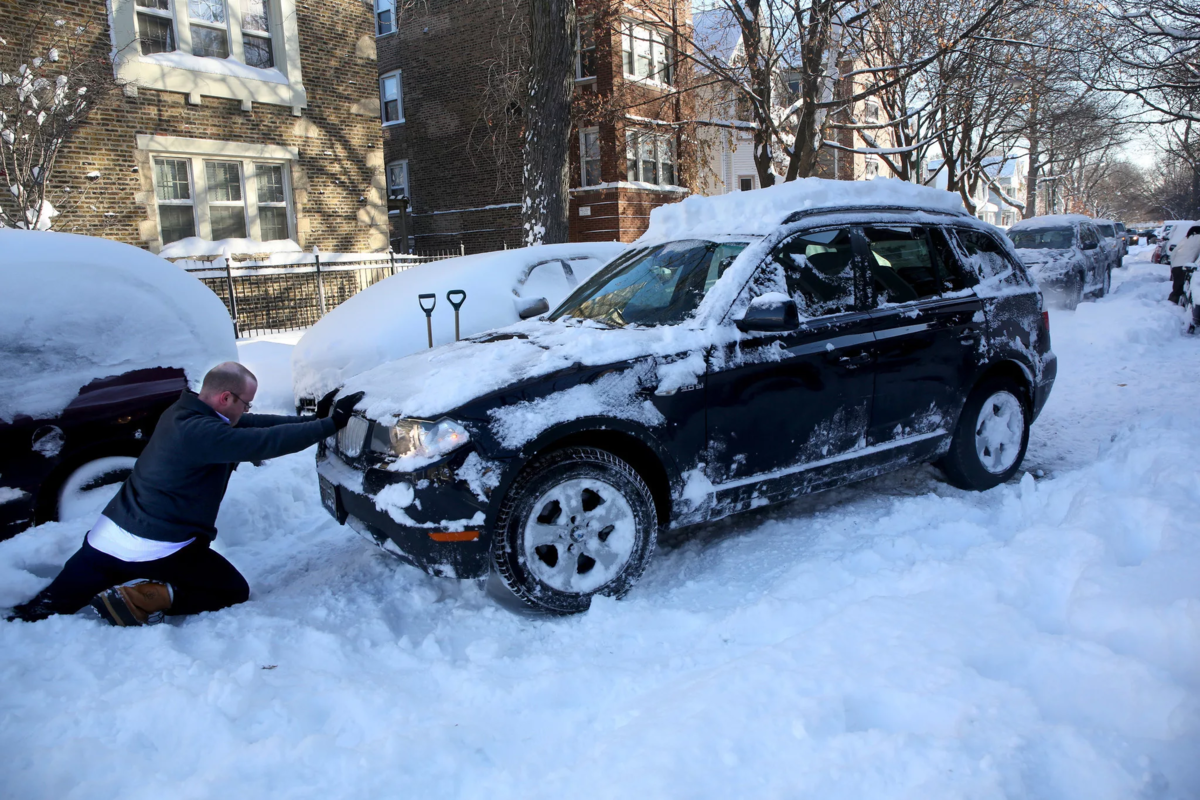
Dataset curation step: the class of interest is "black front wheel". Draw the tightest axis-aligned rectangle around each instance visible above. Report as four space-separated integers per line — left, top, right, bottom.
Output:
491 447 658 614
939 376 1031 491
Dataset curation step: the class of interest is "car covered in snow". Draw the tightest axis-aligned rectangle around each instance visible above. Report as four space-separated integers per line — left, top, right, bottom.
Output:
1007 215 1110 308
291 243 627 411
312 179 1056 614
1094 218 1126 267
0 231 237 539
1156 220 1200 266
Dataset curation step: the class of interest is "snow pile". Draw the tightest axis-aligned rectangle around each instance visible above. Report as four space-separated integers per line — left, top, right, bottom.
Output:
135 51 289 84
1 252 1198 797
291 243 626 402
639 177 966 244
159 236 303 259
0 230 237 422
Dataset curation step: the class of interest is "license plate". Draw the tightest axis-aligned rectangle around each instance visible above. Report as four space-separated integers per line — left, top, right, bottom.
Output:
319 476 345 523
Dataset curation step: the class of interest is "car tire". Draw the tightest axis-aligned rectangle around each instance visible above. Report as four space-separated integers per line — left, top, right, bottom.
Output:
939 376 1030 492
1064 272 1083 310
1099 267 1111 297
491 447 658 614
55 455 137 522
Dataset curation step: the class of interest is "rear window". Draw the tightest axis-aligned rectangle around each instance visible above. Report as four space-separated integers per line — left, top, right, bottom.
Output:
1097 224 1115 237
1009 228 1074 250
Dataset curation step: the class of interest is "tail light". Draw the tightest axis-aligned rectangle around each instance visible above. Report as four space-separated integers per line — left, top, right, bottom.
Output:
1041 310 1050 335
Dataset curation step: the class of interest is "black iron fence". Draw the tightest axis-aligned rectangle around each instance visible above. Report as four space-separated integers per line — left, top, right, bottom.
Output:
170 248 461 338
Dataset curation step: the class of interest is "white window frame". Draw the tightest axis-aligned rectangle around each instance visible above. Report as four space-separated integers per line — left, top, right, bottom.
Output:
380 70 404 125
621 19 674 86
110 0 307 110
375 0 395 36
386 159 409 201
140 135 298 248
152 157 198 242
576 19 597 81
579 128 601 187
625 128 677 187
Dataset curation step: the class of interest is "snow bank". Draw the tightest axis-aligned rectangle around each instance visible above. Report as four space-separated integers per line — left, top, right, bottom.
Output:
638 177 966 244
0 230 238 422
291 243 626 402
159 236 303 259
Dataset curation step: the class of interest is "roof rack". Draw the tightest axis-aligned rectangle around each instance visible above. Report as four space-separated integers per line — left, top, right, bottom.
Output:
782 204 974 225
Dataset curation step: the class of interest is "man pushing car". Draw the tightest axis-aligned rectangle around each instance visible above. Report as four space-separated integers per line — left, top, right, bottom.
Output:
7 362 362 626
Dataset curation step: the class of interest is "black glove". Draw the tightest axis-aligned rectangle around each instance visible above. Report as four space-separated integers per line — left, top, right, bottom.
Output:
315 389 338 419
331 391 365 430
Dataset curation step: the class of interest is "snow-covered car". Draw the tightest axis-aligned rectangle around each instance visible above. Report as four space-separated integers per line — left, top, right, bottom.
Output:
0 231 237 538
1095 219 1125 267
1158 221 1200 266
313 179 1056 614
291 243 627 411
1007 215 1110 309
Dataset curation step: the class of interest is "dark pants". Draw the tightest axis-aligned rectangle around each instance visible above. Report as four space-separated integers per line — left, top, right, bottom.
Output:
10 537 249 622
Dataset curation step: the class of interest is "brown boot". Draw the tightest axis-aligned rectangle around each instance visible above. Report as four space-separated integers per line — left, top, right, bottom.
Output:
91 580 173 626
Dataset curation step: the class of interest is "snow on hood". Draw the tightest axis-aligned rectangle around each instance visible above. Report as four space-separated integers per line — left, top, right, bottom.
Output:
1013 248 1077 275
344 317 731 425
1 230 238 423
635 177 966 245
291 243 627 402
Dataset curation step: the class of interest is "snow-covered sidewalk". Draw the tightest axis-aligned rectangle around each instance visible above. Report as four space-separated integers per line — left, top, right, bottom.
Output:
2 247 1197 799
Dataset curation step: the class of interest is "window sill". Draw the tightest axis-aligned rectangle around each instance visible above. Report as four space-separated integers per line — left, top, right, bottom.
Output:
382 119 406 127
575 76 597 84
116 51 307 109
621 73 674 91
376 30 397 38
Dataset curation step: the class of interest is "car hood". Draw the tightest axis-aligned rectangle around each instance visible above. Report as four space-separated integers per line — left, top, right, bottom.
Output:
343 317 724 424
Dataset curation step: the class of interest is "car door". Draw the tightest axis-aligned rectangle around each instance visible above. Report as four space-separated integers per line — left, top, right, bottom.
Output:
862 224 985 447
1078 223 1103 289
705 226 875 508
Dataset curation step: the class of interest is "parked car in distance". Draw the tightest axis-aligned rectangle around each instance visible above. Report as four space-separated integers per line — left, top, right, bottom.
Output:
0 231 237 539
1095 219 1125 266
1157 221 1200 265
1007 215 1111 308
313 179 1056 614
291 243 627 412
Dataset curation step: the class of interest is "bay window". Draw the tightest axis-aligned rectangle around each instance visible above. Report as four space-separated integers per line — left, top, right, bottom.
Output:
625 129 676 186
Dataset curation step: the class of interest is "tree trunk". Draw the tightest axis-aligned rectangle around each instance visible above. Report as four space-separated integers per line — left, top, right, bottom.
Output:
1024 95 1040 219
522 0 576 245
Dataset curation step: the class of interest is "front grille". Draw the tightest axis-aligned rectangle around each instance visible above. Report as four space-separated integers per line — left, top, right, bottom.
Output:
336 415 370 459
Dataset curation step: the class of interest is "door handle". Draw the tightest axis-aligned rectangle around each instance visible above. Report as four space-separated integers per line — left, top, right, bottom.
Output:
959 329 982 345
830 351 871 368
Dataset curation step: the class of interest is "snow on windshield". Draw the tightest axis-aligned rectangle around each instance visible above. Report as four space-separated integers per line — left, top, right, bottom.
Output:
291 243 626 402
1009 228 1075 250
0 230 237 423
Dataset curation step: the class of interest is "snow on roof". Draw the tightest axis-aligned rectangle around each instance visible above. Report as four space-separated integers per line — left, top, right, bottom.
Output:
691 9 743 66
291 242 627 402
637 177 967 244
0 230 238 423
1009 214 1094 231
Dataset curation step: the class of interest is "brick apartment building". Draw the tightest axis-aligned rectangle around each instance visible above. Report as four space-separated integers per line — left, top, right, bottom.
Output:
0 0 387 254
374 0 694 253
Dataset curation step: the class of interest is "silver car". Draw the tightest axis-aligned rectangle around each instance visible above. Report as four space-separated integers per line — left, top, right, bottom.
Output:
1007 215 1110 309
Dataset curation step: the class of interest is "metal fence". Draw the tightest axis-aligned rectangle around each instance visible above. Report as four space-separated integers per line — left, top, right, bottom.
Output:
170 248 462 338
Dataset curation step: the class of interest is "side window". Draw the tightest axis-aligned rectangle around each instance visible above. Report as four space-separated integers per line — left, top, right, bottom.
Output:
928 227 976 292
951 228 1016 284
1080 225 1097 248
862 226 940 305
772 228 857 316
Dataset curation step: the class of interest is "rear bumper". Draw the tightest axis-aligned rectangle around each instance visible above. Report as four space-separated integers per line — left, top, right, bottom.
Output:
1032 352 1057 422
316 451 493 580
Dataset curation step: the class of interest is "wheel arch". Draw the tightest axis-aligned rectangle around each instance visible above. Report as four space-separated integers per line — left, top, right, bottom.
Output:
34 438 146 525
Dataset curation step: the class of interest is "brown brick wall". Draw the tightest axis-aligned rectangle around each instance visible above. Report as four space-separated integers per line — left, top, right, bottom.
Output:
0 0 385 253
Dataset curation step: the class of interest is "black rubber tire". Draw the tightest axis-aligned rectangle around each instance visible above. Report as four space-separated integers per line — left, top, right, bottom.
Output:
1061 271 1083 310
491 447 658 614
1098 266 1111 297
938 375 1031 491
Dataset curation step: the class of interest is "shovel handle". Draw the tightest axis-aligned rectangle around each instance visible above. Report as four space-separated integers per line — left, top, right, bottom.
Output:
418 293 437 315
447 289 466 310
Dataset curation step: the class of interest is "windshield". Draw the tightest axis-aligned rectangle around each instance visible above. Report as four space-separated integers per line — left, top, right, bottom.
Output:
549 240 748 327
1009 228 1075 250
1097 224 1115 237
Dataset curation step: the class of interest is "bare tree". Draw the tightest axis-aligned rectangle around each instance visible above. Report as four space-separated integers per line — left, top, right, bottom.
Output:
0 14 116 230
522 0 577 244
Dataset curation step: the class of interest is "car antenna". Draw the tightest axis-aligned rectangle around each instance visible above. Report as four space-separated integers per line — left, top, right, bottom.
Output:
419 293 436 348
447 290 466 341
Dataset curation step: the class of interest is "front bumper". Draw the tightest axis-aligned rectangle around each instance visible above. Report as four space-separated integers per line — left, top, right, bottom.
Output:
316 449 495 580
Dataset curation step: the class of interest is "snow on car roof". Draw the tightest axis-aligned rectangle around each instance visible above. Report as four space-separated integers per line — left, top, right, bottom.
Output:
636 177 967 245
1009 214 1094 230
290 242 627 402
0 230 238 423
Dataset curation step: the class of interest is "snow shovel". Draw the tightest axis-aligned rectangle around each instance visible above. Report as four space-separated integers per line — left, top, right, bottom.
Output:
419 293 436 348
446 290 467 341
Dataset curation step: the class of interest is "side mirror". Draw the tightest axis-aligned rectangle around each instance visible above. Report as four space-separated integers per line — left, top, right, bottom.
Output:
1082 240 1098 250
736 293 800 332
516 296 550 319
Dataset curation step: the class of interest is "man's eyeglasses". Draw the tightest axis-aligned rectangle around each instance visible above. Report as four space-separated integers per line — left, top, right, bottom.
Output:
229 392 252 412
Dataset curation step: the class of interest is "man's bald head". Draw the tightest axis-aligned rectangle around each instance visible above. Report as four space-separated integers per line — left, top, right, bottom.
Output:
200 362 257 397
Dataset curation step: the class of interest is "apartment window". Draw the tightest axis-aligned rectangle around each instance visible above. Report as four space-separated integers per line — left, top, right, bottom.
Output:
152 152 293 245
580 128 601 186
386 160 409 200
738 175 754 192
188 0 230 59
241 0 273 68
622 21 673 85
380 71 403 124
136 0 176 54
154 158 196 243
864 157 880 178
576 21 597 80
375 0 394 36
625 129 676 186
865 101 880 123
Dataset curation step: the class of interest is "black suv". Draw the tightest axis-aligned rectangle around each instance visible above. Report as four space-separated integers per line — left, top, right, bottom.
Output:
317 206 1056 613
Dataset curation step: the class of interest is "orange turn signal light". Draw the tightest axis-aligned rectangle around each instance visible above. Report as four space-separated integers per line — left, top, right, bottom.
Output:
428 530 480 543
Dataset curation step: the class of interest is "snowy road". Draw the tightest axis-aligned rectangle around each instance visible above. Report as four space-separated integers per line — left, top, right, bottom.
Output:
2 246 1198 799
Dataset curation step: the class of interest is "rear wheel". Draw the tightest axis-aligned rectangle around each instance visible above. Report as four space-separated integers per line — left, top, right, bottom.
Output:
1098 266 1111 297
56 456 136 522
939 376 1030 491
1063 273 1083 310
491 447 658 614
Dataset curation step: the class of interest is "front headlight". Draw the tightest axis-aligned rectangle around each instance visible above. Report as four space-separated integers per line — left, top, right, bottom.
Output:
371 418 470 461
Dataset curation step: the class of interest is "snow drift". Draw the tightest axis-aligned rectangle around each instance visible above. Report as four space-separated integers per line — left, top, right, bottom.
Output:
0 230 238 423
